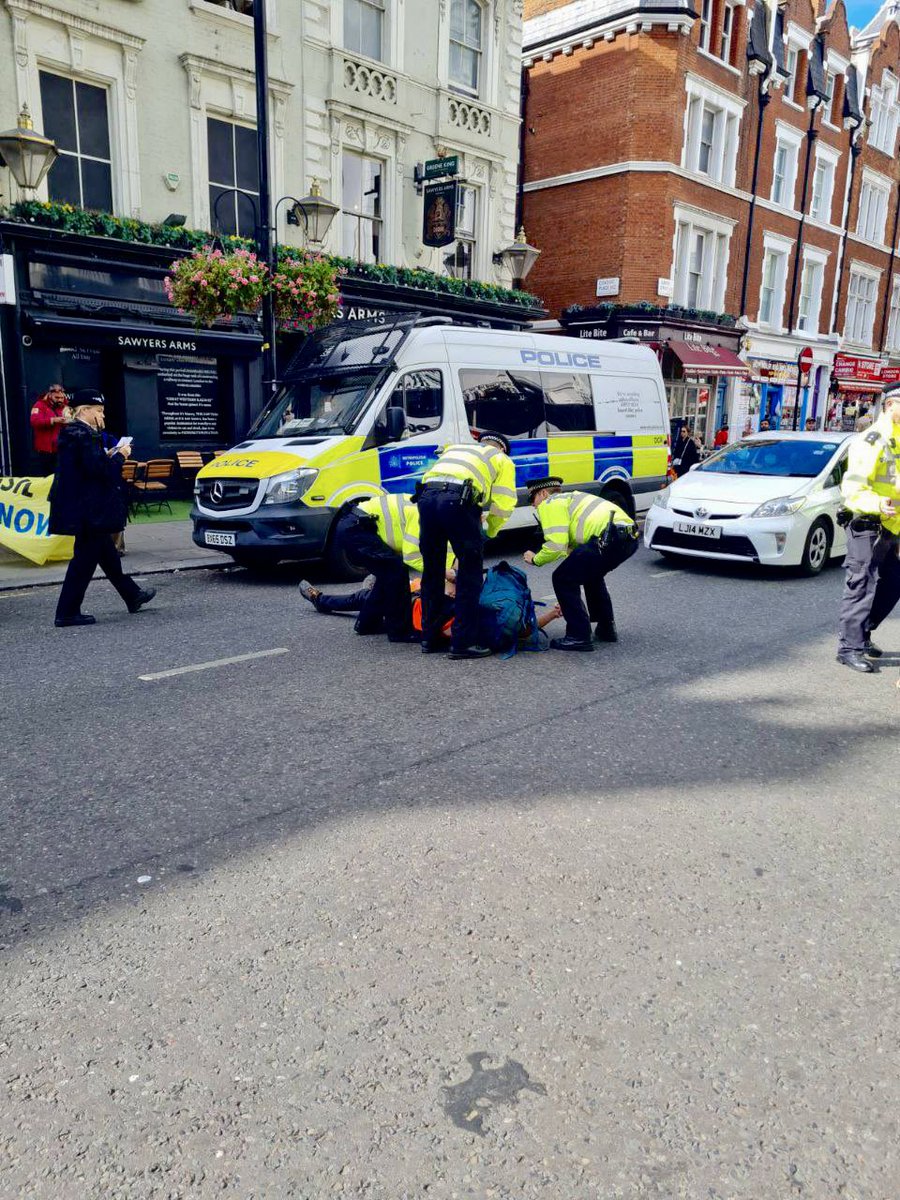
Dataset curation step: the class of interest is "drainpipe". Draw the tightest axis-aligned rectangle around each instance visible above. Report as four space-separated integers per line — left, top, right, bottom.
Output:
515 66 529 232
878 179 900 352
738 80 771 318
786 110 818 333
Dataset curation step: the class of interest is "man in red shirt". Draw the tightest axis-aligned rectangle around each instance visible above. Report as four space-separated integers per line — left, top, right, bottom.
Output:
30 384 71 473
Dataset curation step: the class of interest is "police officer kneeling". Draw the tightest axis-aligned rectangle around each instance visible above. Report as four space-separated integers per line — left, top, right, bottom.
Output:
524 477 639 651
331 493 421 642
417 430 516 659
836 383 900 672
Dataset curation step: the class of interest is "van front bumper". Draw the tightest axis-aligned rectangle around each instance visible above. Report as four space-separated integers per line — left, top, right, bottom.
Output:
191 501 334 559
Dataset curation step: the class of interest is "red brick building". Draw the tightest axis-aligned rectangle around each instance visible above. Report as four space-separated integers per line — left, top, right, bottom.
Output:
521 0 900 443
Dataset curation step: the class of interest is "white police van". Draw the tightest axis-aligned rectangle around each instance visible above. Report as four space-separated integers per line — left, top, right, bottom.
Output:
192 314 670 571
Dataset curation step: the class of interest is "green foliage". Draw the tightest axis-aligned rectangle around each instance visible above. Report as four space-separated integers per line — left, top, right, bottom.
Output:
3 201 543 313
272 249 344 330
564 301 737 327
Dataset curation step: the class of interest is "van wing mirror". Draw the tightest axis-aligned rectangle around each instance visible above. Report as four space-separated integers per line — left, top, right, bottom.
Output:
385 405 407 443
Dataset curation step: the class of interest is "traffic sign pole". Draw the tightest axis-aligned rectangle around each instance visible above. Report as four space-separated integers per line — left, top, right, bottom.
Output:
794 346 814 431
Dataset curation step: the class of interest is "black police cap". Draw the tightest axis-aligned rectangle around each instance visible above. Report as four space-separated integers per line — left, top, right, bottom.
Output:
883 381 900 400
477 430 511 454
71 388 105 408
526 475 563 497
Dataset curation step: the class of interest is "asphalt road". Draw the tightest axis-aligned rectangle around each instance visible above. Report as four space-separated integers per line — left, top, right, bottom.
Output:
1 540 898 1199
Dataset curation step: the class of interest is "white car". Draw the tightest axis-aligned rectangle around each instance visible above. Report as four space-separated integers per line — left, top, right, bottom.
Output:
644 431 854 574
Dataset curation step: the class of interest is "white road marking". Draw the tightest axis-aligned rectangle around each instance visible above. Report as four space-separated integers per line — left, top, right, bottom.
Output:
650 570 683 578
139 647 289 682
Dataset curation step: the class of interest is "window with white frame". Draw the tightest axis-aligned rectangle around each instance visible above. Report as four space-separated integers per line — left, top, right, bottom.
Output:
771 127 802 210
449 0 483 97
857 172 891 244
682 77 743 187
886 278 900 352
698 0 712 51
344 0 384 62
797 251 826 334
845 268 880 346
783 46 800 103
444 184 478 278
39 72 113 212
809 146 838 223
671 209 733 311
757 236 792 329
720 2 736 64
208 117 259 238
822 72 836 124
341 151 383 262
869 73 900 155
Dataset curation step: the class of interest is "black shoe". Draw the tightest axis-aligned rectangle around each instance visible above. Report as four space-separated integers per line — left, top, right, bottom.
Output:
127 587 156 614
298 579 322 609
388 632 422 644
594 622 618 643
836 652 875 674
421 639 445 654
447 645 492 660
551 636 595 652
54 613 96 628
864 639 883 658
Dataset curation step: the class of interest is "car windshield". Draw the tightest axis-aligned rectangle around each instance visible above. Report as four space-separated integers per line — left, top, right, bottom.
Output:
249 370 381 439
698 437 841 478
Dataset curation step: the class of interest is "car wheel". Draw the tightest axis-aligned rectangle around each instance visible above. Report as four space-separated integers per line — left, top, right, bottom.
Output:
324 511 367 582
800 518 832 576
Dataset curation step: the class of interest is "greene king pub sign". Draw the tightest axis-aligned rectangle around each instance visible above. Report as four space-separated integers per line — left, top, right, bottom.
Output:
422 179 458 248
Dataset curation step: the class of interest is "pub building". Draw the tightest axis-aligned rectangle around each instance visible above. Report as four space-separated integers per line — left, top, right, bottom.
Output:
0 219 542 476
559 304 749 444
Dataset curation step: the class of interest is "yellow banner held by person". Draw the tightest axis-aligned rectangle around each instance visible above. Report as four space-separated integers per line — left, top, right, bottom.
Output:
0 476 74 565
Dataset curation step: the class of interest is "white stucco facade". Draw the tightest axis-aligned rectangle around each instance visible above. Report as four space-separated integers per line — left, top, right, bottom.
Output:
0 0 525 285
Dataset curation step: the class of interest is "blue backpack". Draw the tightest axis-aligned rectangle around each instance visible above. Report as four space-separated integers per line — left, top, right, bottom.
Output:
476 561 547 657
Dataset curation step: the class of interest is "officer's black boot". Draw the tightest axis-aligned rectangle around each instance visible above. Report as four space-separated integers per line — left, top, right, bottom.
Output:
836 651 876 673
594 620 618 643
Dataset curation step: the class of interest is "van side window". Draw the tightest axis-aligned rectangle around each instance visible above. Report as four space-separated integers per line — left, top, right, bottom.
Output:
460 369 545 439
384 369 443 435
542 373 594 433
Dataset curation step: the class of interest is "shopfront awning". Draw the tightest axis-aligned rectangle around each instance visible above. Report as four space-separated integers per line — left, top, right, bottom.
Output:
668 340 750 378
23 312 263 357
837 379 883 394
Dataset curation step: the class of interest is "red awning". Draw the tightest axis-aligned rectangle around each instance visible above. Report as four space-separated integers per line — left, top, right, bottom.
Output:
837 379 882 394
668 340 750 378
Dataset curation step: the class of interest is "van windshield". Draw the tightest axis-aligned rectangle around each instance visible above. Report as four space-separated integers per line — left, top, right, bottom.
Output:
249 370 381 439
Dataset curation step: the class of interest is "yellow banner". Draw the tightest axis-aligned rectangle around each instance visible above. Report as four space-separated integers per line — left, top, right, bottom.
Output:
0 476 74 565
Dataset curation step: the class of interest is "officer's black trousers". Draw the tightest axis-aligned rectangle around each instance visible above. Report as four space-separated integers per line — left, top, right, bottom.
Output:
838 525 900 653
552 533 639 643
56 528 141 622
336 511 413 640
418 488 483 650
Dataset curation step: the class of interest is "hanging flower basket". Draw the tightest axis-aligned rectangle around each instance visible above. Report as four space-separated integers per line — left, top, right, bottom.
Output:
271 251 344 332
165 246 269 327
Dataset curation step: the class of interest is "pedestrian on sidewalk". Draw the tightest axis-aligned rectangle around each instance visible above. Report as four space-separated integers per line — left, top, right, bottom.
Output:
49 389 155 628
30 384 71 474
671 424 700 477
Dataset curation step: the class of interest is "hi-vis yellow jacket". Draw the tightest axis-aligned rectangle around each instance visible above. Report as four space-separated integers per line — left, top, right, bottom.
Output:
841 412 900 535
356 494 452 572
422 442 517 538
533 491 635 566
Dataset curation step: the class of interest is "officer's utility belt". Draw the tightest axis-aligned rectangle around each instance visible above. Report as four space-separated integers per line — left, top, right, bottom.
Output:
839 508 882 533
415 478 478 505
595 522 639 548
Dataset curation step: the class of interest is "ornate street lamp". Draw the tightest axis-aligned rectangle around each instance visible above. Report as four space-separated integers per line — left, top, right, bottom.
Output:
493 226 541 289
0 105 58 191
292 179 339 245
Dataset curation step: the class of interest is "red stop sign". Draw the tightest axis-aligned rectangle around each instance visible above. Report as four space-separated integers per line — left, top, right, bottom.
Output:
798 347 814 374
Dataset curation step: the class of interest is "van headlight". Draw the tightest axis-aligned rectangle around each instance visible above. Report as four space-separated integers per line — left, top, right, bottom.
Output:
651 489 670 509
262 467 318 506
751 496 806 519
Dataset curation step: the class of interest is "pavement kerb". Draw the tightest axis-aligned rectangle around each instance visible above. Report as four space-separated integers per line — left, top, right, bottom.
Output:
0 556 231 593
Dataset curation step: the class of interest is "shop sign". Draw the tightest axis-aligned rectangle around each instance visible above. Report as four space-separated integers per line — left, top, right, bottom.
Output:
0 254 16 305
748 357 796 384
157 355 224 441
335 305 390 323
118 334 199 353
424 155 459 180
422 179 458 247
619 324 658 340
833 353 882 382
